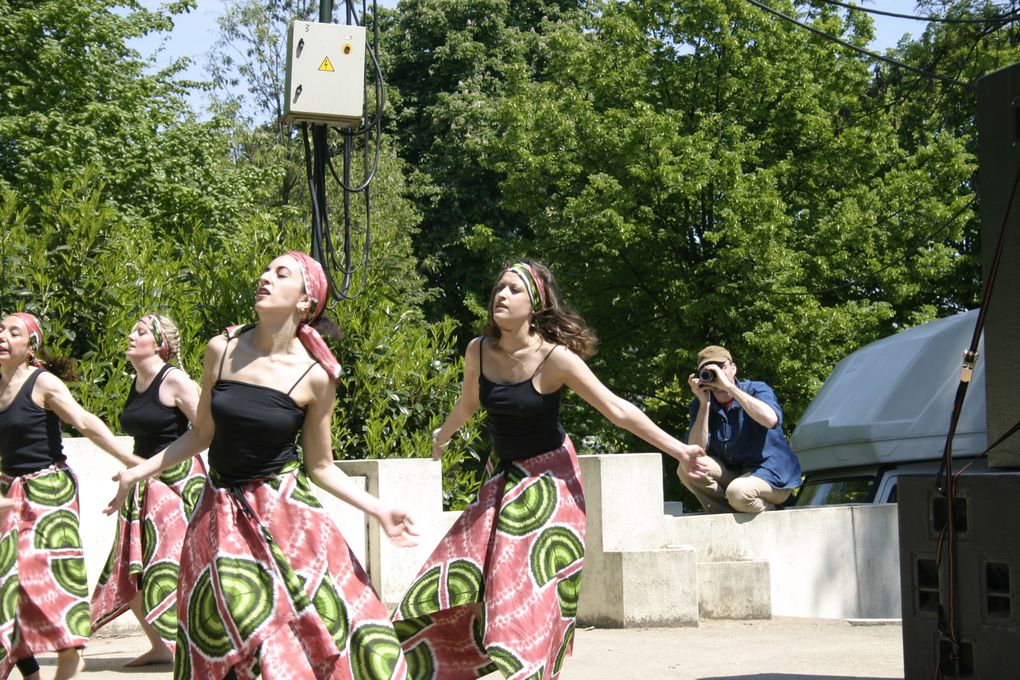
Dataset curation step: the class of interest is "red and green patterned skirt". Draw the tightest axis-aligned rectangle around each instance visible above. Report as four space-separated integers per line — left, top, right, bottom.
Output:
173 460 408 680
90 456 207 650
0 464 90 679
393 437 586 680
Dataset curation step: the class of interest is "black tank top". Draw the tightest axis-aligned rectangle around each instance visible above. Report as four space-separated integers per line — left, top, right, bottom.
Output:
207 333 315 484
0 369 66 476
478 338 565 461
120 364 189 459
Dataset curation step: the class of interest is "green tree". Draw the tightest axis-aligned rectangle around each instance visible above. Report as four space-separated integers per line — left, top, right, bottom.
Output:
383 0 992 504
0 0 268 231
205 0 487 503
382 0 587 330
0 0 484 507
482 0 977 425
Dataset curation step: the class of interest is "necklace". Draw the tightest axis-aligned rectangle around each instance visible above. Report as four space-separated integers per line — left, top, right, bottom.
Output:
498 338 537 369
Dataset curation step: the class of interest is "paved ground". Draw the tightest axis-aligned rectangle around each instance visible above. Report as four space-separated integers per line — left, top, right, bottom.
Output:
32 618 904 679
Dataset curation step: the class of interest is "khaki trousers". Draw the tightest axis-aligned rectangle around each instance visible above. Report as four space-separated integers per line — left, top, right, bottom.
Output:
677 456 791 514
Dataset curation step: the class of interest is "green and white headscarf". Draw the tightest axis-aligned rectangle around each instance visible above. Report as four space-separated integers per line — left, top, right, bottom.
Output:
507 262 546 312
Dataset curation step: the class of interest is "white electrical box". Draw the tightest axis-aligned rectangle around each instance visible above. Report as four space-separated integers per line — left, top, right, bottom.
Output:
284 21 366 127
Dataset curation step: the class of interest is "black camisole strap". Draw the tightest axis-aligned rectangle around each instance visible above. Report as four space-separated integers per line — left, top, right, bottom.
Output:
530 345 561 378
478 337 485 373
286 363 318 396
217 334 237 381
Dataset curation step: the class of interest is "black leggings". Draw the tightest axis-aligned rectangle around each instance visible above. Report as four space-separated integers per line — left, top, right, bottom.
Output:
15 656 39 676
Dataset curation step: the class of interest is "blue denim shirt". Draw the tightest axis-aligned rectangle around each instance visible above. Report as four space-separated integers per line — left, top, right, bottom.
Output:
687 379 802 490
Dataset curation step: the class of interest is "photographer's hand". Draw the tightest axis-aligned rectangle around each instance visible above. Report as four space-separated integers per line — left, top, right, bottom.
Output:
706 364 737 395
688 373 712 403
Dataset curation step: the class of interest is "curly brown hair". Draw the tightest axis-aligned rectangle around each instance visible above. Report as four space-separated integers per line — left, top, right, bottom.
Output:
481 260 599 359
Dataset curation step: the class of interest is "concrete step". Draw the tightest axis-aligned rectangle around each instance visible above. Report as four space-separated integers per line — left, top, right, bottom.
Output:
696 559 771 620
578 546 699 628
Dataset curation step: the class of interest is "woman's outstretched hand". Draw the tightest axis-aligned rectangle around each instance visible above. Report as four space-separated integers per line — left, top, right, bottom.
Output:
104 467 137 515
676 443 709 479
431 428 447 461
378 505 420 547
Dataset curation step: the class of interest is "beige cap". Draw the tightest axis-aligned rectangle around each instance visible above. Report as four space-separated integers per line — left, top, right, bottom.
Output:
696 345 732 370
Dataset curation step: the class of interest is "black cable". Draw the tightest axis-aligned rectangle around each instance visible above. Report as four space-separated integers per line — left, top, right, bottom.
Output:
928 160 1020 677
302 0 383 300
936 160 1020 493
743 0 976 90
953 417 1020 477
813 0 1020 24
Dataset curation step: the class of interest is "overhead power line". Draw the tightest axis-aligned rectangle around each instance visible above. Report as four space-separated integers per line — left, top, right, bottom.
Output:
815 0 1020 24
743 0 976 90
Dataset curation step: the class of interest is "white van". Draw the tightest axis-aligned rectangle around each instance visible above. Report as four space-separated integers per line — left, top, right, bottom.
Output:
791 309 986 506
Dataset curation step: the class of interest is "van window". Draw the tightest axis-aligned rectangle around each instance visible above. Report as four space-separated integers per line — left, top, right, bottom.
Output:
796 478 875 506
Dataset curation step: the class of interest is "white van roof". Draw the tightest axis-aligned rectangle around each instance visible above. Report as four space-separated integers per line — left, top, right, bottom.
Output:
792 309 987 473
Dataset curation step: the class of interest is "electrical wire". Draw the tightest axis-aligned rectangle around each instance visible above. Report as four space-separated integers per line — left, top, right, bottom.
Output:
953 417 1020 477
328 90 384 188
927 158 1020 678
936 161 1020 492
743 0 976 90
302 0 384 300
813 0 1020 24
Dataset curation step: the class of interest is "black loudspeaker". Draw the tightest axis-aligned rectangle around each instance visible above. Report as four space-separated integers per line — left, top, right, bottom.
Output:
977 64 1020 468
898 473 1020 678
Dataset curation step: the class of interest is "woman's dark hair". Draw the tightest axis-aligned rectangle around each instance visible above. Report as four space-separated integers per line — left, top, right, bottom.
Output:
36 353 78 383
481 260 599 359
0 314 78 382
311 314 344 343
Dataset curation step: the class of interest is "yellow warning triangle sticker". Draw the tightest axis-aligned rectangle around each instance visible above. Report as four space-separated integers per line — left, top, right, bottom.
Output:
318 57 335 72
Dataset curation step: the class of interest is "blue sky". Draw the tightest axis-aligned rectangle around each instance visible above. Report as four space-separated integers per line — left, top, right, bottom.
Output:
131 0 929 113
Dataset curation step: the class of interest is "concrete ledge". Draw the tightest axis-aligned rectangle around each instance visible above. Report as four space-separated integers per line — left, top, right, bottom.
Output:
697 560 771 620
664 505 900 618
66 438 366 635
66 443 904 626
336 458 453 607
578 547 699 628
578 453 666 552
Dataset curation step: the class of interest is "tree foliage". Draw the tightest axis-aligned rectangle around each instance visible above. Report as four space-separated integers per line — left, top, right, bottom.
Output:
383 0 1015 499
0 0 482 505
5 0 1015 508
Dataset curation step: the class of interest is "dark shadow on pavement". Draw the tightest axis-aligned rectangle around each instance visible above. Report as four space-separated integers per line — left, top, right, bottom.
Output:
77 657 173 674
700 675 902 680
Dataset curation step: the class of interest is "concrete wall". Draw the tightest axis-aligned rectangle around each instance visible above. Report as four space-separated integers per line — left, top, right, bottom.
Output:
334 458 458 607
577 454 700 627
63 437 367 633
63 439 903 631
662 504 901 618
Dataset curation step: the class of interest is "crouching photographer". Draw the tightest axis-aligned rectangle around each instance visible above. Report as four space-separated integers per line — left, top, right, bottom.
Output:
678 345 801 514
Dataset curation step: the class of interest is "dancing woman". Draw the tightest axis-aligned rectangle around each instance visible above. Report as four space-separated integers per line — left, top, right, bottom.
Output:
90 314 204 665
106 253 417 680
393 261 708 680
0 313 141 680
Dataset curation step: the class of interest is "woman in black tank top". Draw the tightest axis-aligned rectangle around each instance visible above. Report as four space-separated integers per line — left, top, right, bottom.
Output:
393 262 709 680
91 314 204 667
105 253 417 679
0 312 142 680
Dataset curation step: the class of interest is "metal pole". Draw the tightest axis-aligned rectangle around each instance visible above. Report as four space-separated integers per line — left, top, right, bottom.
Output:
319 0 332 23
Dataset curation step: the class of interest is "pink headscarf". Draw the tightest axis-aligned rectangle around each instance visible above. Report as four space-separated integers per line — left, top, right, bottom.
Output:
283 252 341 384
9 312 43 368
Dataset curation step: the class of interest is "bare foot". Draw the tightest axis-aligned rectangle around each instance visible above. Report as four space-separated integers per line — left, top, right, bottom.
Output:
53 649 84 680
123 647 174 667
